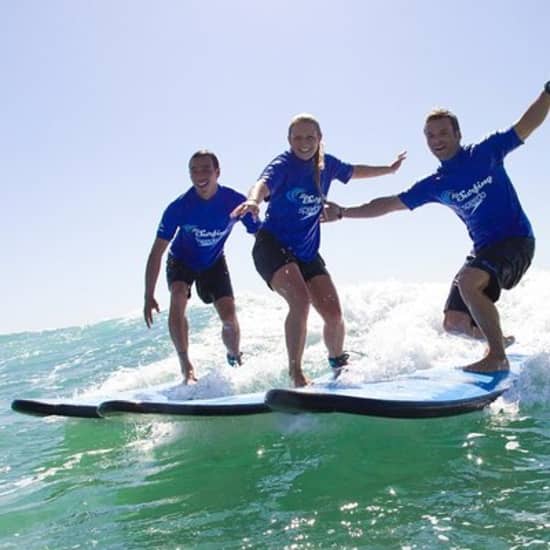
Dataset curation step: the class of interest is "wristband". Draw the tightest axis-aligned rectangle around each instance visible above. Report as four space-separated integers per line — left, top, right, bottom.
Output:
545 81 550 95
338 207 345 220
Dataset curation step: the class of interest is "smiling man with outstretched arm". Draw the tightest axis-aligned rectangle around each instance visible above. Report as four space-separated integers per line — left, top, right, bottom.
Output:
324 81 550 374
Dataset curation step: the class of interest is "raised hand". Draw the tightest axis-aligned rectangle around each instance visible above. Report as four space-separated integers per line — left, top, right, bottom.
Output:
389 151 407 173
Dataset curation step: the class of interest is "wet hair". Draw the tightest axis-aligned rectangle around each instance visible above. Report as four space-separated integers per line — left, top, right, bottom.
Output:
288 113 326 199
188 150 220 170
425 108 461 135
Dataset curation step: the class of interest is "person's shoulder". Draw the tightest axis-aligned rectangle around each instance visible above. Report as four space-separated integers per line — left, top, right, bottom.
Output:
183 187 199 201
270 150 292 165
410 166 440 186
323 152 345 166
165 191 189 208
217 184 246 201
323 153 354 181
261 151 292 178
419 171 439 184
398 171 439 208
472 127 521 150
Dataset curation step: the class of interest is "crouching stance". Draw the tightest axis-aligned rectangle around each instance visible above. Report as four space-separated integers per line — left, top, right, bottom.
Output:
324 81 550 373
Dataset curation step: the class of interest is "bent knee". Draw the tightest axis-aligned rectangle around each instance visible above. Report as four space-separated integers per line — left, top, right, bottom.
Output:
323 306 343 325
170 281 190 300
455 268 490 296
283 294 311 321
443 311 472 335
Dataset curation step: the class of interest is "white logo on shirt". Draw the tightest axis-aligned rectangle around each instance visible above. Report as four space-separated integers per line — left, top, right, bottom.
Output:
287 188 323 219
183 225 228 247
445 175 493 215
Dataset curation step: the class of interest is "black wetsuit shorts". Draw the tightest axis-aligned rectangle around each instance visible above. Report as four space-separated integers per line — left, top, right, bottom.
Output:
166 254 233 304
445 236 535 315
252 229 329 288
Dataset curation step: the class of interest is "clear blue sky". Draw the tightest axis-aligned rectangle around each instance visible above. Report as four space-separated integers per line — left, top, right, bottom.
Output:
1 0 549 334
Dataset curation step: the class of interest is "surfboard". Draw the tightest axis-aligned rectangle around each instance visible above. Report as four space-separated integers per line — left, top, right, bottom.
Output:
11 384 269 419
265 358 523 418
11 398 102 418
11 356 524 420
98 392 269 417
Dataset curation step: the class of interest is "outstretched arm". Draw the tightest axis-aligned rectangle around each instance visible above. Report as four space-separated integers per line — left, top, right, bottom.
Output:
351 151 407 179
144 237 169 327
322 195 408 222
513 81 550 141
230 180 270 220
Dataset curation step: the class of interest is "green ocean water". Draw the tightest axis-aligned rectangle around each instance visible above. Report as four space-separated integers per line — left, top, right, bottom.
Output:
1 280 549 549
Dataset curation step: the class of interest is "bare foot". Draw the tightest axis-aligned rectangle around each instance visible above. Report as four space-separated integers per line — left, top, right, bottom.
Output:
177 351 198 383
183 370 198 385
463 354 509 374
290 370 310 387
503 335 515 348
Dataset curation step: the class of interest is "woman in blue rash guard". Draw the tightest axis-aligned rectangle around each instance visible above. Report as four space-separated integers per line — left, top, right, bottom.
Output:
144 150 260 384
232 114 405 387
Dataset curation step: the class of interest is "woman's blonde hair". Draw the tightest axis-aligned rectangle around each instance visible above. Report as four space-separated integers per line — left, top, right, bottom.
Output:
288 113 326 199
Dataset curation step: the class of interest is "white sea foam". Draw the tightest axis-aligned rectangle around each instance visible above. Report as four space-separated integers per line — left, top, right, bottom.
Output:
74 270 550 410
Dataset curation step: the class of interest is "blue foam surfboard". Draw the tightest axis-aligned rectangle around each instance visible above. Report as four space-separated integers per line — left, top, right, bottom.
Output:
265 358 522 418
98 391 269 417
11 356 523 419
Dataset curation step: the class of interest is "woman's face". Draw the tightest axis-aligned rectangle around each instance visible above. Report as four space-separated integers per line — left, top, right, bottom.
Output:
288 120 322 161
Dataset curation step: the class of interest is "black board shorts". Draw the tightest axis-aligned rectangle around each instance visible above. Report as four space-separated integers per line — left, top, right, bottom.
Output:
445 236 535 315
166 254 233 304
252 229 329 288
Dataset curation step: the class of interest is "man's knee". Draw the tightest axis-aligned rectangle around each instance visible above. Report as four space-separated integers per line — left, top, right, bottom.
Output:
214 296 238 323
170 281 190 297
455 268 490 300
443 310 473 335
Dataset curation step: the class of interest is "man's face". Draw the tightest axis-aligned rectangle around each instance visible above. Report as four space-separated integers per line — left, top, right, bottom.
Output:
424 117 461 161
189 156 219 197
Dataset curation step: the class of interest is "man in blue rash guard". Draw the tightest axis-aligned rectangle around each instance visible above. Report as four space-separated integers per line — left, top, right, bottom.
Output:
232 113 406 387
144 150 260 384
324 81 550 374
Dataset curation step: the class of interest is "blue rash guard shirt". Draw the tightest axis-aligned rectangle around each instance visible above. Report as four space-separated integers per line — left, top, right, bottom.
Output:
398 128 534 252
259 151 354 261
157 185 260 271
